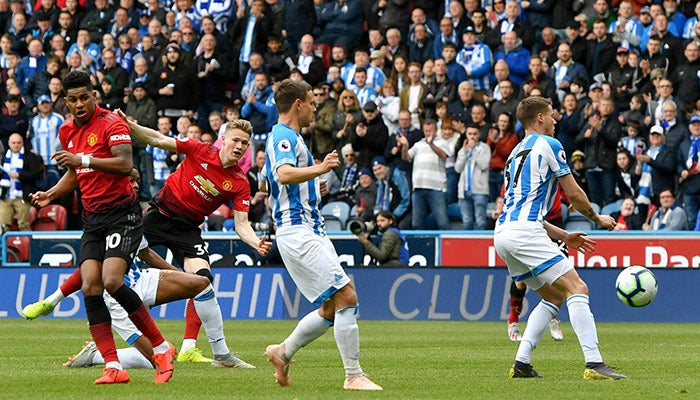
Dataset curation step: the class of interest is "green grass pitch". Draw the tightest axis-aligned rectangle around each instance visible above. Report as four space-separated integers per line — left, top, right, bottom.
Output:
1 319 698 399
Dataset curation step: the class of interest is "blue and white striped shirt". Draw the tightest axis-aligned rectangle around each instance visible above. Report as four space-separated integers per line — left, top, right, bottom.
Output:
146 142 172 182
498 133 570 225
30 112 64 166
265 123 324 234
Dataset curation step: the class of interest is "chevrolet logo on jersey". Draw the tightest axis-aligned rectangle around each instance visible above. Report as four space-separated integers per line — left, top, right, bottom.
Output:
194 175 220 196
87 133 98 146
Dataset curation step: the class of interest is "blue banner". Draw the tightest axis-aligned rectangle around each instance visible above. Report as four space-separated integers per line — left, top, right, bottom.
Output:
2 267 692 322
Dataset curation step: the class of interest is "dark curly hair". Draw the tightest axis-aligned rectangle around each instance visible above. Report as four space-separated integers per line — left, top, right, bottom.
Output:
62 70 93 92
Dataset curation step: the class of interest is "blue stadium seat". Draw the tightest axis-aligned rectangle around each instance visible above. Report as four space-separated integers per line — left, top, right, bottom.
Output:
321 201 350 231
601 200 623 216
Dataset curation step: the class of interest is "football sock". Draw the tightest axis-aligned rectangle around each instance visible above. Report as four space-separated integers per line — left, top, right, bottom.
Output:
509 281 526 324
59 267 83 297
111 285 166 350
192 284 229 356
333 305 362 376
181 299 202 353
85 295 119 365
515 300 558 365
567 294 603 363
93 347 153 369
283 310 330 359
45 289 65 307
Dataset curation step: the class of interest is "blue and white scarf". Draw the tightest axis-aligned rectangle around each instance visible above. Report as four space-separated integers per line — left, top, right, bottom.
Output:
636 145 661 205
1 148 24 199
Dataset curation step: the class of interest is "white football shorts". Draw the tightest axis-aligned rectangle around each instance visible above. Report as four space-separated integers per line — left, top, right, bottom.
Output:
103 268 161 344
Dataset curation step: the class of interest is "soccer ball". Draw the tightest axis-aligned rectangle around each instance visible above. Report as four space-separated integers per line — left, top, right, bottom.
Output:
615 266 658 307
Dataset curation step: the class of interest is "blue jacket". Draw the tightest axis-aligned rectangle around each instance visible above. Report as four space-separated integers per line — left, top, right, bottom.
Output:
318 0 363 38
15 54 47 90
240 86 277 135
494 44 530 87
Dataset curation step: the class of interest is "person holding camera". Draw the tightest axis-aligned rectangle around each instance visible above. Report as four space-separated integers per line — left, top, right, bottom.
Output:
354 210 410 268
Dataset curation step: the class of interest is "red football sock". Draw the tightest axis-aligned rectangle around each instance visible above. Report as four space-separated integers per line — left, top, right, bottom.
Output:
60 268 83 296
509 295 524 324
184 298 202 340
90 321 118 364
128 304 166 348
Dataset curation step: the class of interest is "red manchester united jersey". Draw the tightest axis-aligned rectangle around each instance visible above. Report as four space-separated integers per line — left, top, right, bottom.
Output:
154 138 250 222
59 106 135 214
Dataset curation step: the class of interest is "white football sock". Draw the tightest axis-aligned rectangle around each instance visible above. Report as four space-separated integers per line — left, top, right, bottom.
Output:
515 300 559 365
333 305 362 376
94 347 154 369
283 310 330 359
46 289 65 307
193 284 229 356
567 294 603 363
180 338 197 353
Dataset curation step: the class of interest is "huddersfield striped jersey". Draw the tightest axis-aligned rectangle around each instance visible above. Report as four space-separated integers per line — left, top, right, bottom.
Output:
265 123 324 234
497 133 570 225
30 112 64 166
123 236 149 288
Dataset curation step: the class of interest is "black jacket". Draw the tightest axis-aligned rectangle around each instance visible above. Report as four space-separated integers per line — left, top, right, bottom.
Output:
1 148 43 202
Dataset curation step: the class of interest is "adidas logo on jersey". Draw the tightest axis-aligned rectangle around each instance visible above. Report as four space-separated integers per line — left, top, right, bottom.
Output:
201 163 208 170
68 140 74 148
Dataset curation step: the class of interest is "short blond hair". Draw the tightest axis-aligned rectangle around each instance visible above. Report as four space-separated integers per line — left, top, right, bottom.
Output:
224 119 253 136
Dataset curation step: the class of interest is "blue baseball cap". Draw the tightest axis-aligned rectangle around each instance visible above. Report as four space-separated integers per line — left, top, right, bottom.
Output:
689 115 700 124
37 95 51 104
372 156 387 167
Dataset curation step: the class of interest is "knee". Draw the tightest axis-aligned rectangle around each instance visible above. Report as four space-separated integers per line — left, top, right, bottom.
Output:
81 280 103 296
570 278 589 296
102 274 123 293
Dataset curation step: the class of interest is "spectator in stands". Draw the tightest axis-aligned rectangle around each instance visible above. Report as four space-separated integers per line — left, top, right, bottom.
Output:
194 33 231 131
315 0 363 53
586 19 616 81
523 55 558 108
576 97 621 207
376 80 400 135
614 148 639 200
400 118 451 230
605 47 636 112
29 10 55 51
80 0 113 43
485 1 533 51
371 155 409 228
0 133 43 232
487 112 518 202
9 12 30 59
148 115 174 195
611 197 644 230
230 0 272 90
56 10 77 49
555 93 583 159
263 34 291 83
494 31 530 87
455 123 490 230
643 189 687 230
334 89 362 152
635 124 676 209
565 20 587 66
0 94 28 150
128 56 157 100
682 1 700 39
353 167 376 222
408 22 433 65
282 0 316 55
642 14 682 71
155 42 198 120
294 34 325 87
489 78 518 123
388 54 408 93
399 62 424 130
195 15 230 57
671 41 700 113
570 149 590 197
421 57 455 120
352 100 388 169
660 100 689 156
115 33 136 74
608 1 643 51
15 38 47 90
384 110 419 226
239 52 266 100
98 48 129 97
618 119 646 156
441 116 460 204
355 210 409 267
448 81 480 128
456 25 491 103
533 27 560 68
66 28 99 75
247 148 270 225
678 114 700 228
433 17 459 60
45 76 68 117
663 0 686 37
241 70 276 145
22 55 60 115
29 93 63 169
468 103 490 141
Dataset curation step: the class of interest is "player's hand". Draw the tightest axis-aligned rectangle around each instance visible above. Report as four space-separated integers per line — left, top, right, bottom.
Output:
564 231 596 253
319 179 328 196
321 150 340 172
595 214 617 231
52 150 81 168
257 236 272 256
29 191 51 208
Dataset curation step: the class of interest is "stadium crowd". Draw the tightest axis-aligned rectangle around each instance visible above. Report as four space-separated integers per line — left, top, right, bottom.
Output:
1 0 700 234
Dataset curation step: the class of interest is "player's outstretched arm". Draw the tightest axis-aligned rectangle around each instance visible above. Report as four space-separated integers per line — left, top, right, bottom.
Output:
558 174 616 230
138 247 180 271
115 109 177 152
543 221 597 253
276 150 341 185
30 168 78 208
233 210 272 256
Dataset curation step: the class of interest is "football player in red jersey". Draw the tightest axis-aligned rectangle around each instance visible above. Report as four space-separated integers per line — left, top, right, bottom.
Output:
115 108 271 367
30 71 176 385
